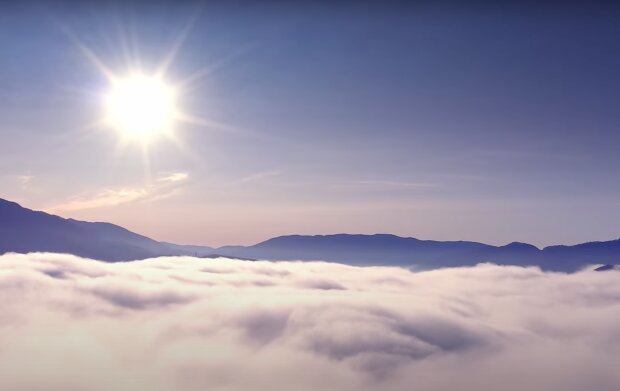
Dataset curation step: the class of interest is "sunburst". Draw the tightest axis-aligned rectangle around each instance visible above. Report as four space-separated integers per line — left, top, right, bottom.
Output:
59 12 226 150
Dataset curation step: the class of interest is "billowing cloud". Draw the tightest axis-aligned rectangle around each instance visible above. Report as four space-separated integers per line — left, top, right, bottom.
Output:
0 253 618 390
47 172 189 212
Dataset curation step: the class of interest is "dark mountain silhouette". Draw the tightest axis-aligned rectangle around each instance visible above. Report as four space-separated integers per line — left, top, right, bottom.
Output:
216 235 540 269
214 235 620 272
1 198 619 271
216 235 620 271
0 198 212 261
594 264 620 272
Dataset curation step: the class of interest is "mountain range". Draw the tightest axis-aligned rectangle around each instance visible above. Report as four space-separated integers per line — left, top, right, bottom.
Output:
1 198 618 271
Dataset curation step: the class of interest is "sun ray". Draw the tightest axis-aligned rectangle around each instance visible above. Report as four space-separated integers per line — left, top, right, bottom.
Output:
174 43 256 91
175 112 244 134
160 131 201 162
111 16 136 73
156 7 203 78
54 20 117 82
139 141 153 185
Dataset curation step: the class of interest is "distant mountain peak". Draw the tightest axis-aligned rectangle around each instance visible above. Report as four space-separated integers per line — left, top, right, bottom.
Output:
501 242 540 251
0 197 212 261
0 198 23 208
594 264 620 272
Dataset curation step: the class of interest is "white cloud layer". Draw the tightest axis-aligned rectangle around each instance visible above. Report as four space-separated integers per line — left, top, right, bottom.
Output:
0 253 619 391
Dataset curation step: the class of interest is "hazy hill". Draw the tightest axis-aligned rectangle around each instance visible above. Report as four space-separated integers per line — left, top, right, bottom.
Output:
216 234 543 269
1 198 618 271
218 235 620 271
0 198 212 261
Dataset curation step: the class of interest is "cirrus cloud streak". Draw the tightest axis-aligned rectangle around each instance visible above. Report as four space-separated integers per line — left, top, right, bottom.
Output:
45 172 189 213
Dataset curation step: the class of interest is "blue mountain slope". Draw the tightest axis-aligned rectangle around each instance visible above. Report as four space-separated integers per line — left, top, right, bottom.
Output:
540 240 620 271
216 234 539 269
0 198 212 261
1 198 618 271
217 234 619 272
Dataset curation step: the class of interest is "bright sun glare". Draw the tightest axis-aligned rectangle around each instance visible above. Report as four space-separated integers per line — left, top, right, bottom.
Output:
105 74 177 141
63 18 220 149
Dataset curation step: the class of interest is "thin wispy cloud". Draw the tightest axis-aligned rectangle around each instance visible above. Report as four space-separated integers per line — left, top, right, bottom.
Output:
47 172 189 212
332 180 438 193
349 180 437 188
16 175 32 187
158 172 189 183
227 170 280 186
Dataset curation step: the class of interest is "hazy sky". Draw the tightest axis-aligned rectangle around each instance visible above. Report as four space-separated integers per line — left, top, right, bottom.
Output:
1 1 619 247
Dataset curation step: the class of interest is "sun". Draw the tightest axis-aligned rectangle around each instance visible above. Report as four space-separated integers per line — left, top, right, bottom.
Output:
104 73 178 141
62 20 223 149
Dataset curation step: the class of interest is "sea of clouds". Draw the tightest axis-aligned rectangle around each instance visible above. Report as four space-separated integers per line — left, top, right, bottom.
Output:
0 252 619 391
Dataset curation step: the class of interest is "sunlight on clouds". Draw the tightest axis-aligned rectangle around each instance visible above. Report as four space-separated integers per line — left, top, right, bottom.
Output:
16 175 32 187
47 172 189 213
226 170 281 186
0 253 619 390
158 172 189 183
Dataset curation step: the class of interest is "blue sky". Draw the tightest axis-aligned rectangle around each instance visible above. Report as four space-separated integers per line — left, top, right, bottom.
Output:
1 2 619 247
